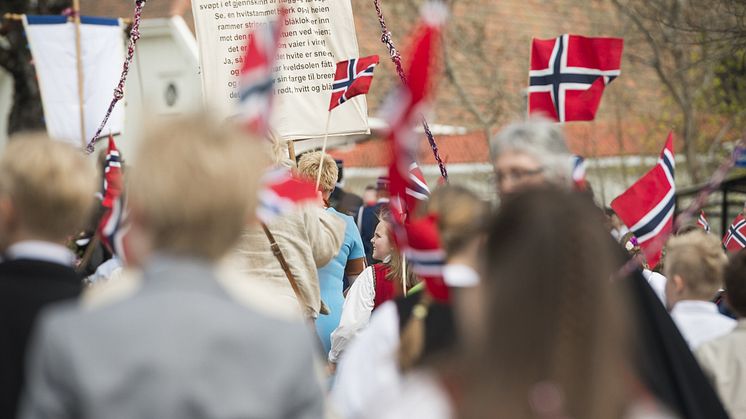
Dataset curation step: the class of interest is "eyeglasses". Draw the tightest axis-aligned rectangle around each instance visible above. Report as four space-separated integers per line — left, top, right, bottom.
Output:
495 167 544 184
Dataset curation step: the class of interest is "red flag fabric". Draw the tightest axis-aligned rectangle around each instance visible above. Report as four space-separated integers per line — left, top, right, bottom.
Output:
237 7 286 134
383 2 448 302
101 135 122 209
329 55 379 111
98 135 127 257
611 133 674 268
723 214 746 253
528 34 623 122
257 167 320 223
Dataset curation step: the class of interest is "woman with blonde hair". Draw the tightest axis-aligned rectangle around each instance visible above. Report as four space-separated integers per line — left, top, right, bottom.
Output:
328 208 416 368
297 151 366 356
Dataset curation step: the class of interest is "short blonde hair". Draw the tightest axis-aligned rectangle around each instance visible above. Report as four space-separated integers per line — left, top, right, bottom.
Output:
129 114 267 260
0 134 97 241
665 231 728 299
297 151 338 192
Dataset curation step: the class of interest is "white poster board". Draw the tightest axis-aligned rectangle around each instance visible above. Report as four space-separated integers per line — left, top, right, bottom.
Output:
23 15 125 147
191 0 369 140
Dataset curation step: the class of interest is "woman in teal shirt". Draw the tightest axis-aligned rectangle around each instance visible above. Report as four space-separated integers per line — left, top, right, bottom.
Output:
298 152 366 355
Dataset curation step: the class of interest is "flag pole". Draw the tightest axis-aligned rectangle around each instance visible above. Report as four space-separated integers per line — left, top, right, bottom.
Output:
315 111 332 190
401 252 407 295
72 0 86 149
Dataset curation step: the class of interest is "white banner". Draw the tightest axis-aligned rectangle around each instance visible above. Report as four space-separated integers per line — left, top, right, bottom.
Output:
23 15 125 147
191 0 369 140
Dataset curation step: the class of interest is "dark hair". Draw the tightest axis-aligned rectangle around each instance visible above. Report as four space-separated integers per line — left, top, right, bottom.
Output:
459 187 631 419
725 251 746 317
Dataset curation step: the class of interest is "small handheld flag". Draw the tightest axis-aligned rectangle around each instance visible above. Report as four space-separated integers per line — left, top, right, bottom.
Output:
723 214 746 253
697 210 711 233
329 55 379 111
572 155 587 191
97 135 128 258
611 133 674 268
528 34 623 122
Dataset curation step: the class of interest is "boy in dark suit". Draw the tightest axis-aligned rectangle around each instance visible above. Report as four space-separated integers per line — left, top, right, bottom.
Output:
0 134 97 418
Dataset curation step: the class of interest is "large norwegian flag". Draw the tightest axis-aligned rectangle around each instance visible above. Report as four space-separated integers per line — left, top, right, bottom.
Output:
383 2 449 302
723 214 746 253
237 8 286 134
528 34 623 122
329 55 379 111
611 132 675 268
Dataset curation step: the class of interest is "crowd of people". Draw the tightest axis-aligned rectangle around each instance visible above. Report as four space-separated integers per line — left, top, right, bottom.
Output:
0 114 744 419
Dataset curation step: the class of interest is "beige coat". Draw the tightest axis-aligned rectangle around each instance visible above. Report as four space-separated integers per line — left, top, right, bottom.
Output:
230 205 345 319
696 319 746 419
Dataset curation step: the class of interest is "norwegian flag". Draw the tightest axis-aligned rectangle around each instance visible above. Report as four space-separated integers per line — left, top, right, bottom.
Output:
383 2 449 302
237 8 286 134
528 34 623 122
329 55 379 111
101 135 122 209
611 133 675 268
97 135 128 259
723 214 746 252
257 166 320 223
697 210 711 233
572 155 587 191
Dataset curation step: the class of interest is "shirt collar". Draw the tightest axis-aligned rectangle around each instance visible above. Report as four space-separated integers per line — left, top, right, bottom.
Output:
5 240 75 267
671 300 720 315
443 264 480 288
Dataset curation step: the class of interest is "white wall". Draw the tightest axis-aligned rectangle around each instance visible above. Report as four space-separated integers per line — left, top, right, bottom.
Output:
90 16 203 162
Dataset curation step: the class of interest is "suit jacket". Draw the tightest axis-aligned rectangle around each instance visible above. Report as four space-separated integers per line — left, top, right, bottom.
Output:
359 201 387 265
19 256 325 419
697 320 746 419
0 259 81 419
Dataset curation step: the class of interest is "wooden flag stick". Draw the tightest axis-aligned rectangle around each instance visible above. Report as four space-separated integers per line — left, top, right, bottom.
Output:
287 139 296 161
72 0 87 148
315 111 332 190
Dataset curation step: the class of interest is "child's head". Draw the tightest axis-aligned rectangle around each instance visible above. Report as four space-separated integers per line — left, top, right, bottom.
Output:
0 134 97 248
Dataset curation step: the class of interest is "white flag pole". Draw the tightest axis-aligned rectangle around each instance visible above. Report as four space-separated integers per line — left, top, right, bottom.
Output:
315 110 332 190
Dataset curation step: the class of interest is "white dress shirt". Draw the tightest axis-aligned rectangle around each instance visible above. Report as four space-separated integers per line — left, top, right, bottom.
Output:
5 240 75 266
670 300 736 350
642 269 667 306
329 266 376 363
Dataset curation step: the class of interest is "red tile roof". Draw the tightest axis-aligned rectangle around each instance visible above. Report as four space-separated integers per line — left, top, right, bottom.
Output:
328 121 666 168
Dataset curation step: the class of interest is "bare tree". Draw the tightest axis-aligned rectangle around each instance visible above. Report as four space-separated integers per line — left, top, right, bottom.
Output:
610 0 746 184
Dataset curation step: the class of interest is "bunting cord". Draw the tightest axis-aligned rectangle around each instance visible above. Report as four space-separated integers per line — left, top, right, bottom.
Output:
373 0 448 181
616 135 746 279
84 0 146 154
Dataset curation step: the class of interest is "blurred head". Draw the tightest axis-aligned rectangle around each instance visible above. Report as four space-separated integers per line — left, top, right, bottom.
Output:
297 151 338 202
459 187 631 419
127 114 267 265
363 185 377 206
724 251 746 317
664 231 727 309
424 184 490 261
0 134 97 248
376 175 390 198
489 118 572 196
